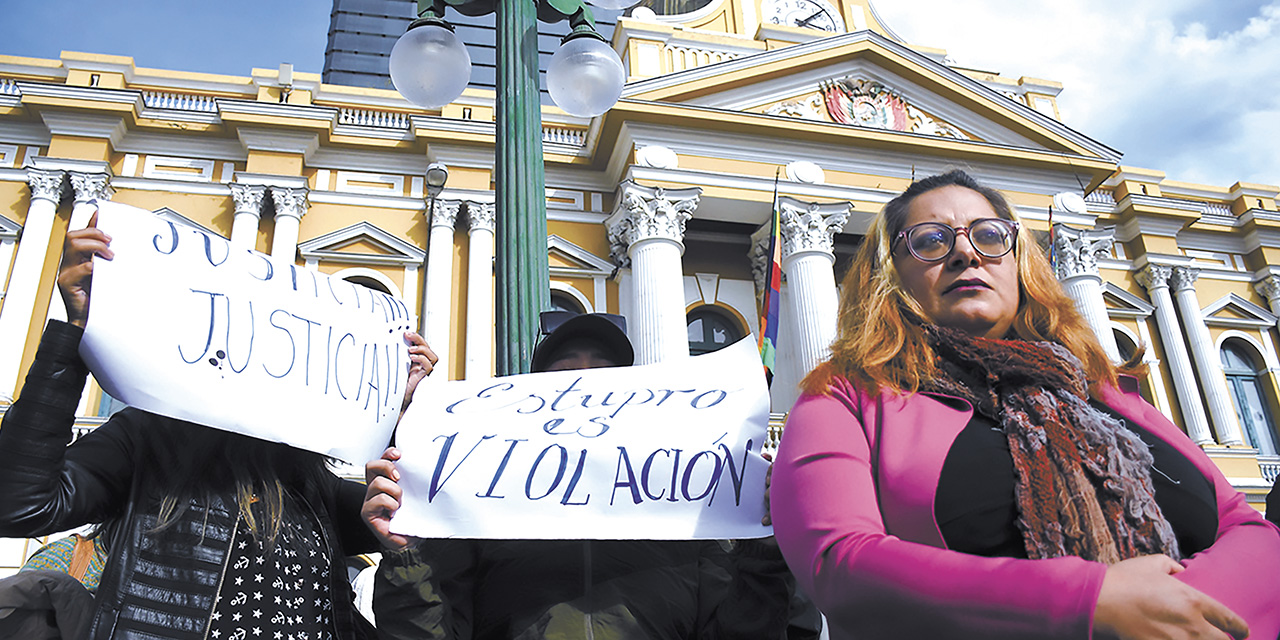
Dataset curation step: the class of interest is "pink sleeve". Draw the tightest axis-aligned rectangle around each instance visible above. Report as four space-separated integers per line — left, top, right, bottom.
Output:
1142 412 1280 638
771 387 1107 640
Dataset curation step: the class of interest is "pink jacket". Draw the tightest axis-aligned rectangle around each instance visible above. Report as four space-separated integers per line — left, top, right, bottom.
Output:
772 375 1280 639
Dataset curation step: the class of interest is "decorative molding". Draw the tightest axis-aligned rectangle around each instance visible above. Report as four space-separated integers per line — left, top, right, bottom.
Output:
548 235 615 276
1053 225 1114 280
68 172 112 203
229 183 267 215
1200 293 1278 329
152 206 219 237
269 187 308 221
26 168 65 203
1102 282 1155 319
466 201 495 233
605 181 702 267
1253 275 1280 303
1135 263 1172 291
1168 265 1200 293
779 197 850 259
820 78 968 139
429 200 462 229
298 220 425 266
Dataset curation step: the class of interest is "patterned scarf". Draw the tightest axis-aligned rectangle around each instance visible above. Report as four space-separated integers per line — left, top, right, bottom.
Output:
922 326 1181 564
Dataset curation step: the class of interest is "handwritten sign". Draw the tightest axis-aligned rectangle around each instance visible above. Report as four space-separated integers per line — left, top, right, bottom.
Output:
390 338 772 540
79 201 415 464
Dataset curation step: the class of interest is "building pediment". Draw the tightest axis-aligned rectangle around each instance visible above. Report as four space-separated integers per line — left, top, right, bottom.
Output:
153 207 218 237
298 221 424 266
0 213 18 238
548 235 614 277
1202 293 1277 329
1103 283 1156 319
621 30 1118 161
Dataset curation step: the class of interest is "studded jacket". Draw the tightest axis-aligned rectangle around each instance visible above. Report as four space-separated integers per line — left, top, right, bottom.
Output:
0 321 380 639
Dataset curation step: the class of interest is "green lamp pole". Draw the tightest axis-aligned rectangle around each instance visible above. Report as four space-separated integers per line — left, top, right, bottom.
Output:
392 0 626 375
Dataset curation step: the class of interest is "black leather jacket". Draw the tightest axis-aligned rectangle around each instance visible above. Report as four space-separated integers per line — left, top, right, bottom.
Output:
0 321 380 639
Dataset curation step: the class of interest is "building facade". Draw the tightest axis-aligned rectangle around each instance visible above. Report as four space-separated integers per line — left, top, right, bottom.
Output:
1 0 1278 576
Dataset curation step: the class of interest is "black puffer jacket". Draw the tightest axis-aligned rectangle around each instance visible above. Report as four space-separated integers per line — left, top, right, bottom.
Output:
0 321 380 639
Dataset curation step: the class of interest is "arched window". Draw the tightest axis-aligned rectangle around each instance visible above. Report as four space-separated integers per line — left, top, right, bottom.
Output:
1220 340 1279 456
550 290 586 314
687 306 743 356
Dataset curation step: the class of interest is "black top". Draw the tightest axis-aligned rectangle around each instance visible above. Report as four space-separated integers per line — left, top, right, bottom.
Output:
935 400 1218 558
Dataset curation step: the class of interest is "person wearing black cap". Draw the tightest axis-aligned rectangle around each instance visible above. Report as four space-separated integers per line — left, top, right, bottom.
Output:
364 311 797 640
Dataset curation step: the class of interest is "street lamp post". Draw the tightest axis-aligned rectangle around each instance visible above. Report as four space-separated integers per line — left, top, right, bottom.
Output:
391 0 629 375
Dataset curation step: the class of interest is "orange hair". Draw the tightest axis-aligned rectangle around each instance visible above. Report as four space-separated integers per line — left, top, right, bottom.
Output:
804 170 1143 396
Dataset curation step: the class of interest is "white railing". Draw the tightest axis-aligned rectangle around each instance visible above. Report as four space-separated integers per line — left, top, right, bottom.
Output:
1202 202 1233 217
1260 459 1280 484
338 108 410 129
142 91 218 112
0 78 19 96
542 126 585 146
665 45 739 73
1084 190 1115 205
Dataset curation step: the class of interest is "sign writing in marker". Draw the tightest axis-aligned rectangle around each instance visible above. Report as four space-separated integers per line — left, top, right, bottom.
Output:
80 201 414 464
391 338 772 540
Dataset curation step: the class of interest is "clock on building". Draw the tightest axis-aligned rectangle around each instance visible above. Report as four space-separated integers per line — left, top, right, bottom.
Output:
761 0 846 32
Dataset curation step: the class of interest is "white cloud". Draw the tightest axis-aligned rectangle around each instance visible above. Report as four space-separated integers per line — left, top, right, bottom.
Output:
869 0 1280 187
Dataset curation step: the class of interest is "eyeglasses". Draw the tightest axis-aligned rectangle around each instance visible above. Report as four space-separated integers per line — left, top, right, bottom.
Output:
893 218 1019 263
539 310 627 335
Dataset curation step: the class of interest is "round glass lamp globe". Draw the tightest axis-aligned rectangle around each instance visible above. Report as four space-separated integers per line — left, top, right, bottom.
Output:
389 24 472 109
546 37 625 118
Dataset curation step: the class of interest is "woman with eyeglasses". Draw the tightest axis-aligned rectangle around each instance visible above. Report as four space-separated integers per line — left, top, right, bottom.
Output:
770 170 1280 639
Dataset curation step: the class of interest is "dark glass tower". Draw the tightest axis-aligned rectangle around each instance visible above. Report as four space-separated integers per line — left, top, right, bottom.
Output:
322 0 622 94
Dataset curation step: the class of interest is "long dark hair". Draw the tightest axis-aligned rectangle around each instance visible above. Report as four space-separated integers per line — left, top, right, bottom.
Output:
102 414 330 550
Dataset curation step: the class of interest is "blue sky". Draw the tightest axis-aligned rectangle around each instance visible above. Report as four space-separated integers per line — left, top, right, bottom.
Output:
1 0 1277 189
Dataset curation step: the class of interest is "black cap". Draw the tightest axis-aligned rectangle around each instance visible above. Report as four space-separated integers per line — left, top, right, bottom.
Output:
530 311 634 372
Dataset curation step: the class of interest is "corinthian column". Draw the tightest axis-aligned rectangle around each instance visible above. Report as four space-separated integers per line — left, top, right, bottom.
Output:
45 172 116 325
269 187 308 260
606 181 701 364
0 169 66 401
1170 266 1245 445
1137 265 1214 444
229 183 268 251
423 200 461 376
1254 275 1280 321
465 202 495 379
68 172 112 231
1053 225 1121 361
778 198 848 378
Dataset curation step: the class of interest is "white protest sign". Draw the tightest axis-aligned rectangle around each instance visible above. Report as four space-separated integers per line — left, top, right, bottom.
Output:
80 201 415 464
390 338 772 540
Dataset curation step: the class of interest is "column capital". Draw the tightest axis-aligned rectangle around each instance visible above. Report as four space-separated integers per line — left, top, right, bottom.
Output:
230 183 268 216
1052 224 1114 281
749 224 778 297
605 181 701 267
1169 265 1200 293
779 197 850 260
69 172 112 204
269 186 309 221
466 201 494 233
26 168 65 203
1136 263 1173 291
430 200 462 229
1254 275 1280 303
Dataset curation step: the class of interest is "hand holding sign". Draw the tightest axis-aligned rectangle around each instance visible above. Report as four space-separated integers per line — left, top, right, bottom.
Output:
389 338 772 540
57 215 115 328
79 201 418 464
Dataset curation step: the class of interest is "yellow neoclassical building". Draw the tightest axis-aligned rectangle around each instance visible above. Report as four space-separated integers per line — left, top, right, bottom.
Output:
1 0 1278 575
